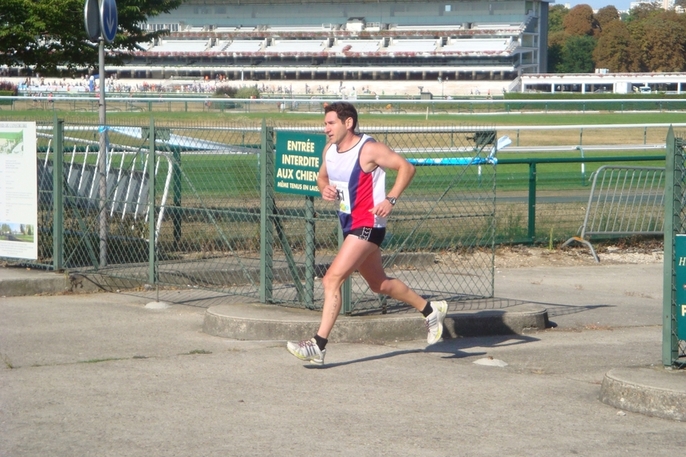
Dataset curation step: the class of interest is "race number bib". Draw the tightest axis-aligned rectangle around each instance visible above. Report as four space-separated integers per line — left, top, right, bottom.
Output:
330 180 351 214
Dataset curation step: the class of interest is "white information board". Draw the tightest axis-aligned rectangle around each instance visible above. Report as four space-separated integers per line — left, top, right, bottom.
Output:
0 122 38 260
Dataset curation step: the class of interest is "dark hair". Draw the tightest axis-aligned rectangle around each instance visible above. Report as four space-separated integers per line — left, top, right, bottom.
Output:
324 101 358 132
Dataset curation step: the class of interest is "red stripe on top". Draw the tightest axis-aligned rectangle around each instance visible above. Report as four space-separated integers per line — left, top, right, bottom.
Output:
349 168 375 230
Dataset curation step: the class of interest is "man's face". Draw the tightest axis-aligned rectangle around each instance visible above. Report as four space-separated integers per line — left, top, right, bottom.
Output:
324 111 350 146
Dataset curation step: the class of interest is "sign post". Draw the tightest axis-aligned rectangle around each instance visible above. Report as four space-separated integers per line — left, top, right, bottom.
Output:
100 0 118 44
84 0 118 268
83 0 100 41
275 131 327 307
274 131 325 197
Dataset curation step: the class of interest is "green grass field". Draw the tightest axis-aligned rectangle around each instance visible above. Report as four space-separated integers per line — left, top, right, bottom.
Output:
22 107 669 197
4 101 686 124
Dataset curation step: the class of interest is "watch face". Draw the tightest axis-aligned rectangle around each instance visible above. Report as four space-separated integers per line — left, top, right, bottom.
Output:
387 197 397 205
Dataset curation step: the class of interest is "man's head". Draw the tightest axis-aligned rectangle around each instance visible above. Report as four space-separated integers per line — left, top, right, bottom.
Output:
324 101 358 132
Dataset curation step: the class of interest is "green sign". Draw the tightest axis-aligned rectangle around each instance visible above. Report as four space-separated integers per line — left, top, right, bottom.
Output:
675 235 686 339
275 131 326 197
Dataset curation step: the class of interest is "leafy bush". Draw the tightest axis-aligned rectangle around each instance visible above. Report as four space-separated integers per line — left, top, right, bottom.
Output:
236 86 260 99
214 86 238 97
0 81 18 95
214 85 260 99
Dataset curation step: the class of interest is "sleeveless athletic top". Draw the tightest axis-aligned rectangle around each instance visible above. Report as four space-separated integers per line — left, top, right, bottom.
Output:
325 134 387 233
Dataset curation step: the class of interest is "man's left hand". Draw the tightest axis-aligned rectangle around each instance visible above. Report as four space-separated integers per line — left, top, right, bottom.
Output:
370 200 394 217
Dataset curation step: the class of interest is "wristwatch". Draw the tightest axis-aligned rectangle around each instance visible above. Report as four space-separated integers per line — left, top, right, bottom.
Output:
386 196 397 205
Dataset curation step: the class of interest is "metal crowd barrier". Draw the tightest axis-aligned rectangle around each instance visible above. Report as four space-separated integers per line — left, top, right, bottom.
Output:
562 165 665 262
39 133 173 241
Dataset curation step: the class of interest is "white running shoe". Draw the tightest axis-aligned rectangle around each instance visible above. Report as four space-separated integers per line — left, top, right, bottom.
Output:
286 338 326 365
425 301 448 345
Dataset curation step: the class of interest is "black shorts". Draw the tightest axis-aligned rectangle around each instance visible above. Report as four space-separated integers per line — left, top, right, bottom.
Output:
344 227 386 247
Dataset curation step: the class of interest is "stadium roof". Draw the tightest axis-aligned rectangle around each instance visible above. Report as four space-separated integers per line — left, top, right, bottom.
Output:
183 0 553 4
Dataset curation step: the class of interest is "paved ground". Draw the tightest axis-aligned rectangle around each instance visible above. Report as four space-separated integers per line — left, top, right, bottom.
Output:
1 261 685 456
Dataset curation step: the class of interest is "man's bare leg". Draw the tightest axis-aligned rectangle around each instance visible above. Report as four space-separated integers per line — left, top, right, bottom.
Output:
357 247 427 311
358 245 447 344
286 235 379 364
316 235 378 339
287 234 446 364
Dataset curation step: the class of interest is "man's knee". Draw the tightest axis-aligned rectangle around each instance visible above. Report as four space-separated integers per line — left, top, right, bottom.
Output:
367 281 382 294
322 271 345 291
369 277 392 295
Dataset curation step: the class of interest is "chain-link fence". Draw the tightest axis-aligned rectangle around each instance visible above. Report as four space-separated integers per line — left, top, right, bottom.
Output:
663 128 686 368
3 117 669 314
15 119 498 313
264 124 498 313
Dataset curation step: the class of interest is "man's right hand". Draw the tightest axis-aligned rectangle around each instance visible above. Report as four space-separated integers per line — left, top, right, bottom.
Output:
322 184 338 201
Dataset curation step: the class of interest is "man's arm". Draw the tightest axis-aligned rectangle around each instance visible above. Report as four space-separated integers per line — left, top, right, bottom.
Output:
317 143 338 201
362 141 416 200
361 141 415 217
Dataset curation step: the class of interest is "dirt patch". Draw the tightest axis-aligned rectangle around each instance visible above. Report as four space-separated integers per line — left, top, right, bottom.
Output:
492 241 663 269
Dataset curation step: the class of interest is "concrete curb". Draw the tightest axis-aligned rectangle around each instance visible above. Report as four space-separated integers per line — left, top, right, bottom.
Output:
443 304 549 337
0 270 105 296
202 302 549 343
599 367 686 422
0 276 70 296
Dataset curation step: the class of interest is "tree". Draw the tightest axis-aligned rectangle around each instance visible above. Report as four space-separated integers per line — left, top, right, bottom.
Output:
595 5 620 30
0 0 183 75
637 11 686 72
563 4 599 36
556 35 597 73
548 4 569 34
547 30 567 72
625 2 662 23
592 20 639 72
547 42 563 73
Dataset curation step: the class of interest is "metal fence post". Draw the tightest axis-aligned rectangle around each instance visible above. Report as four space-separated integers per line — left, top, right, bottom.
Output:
340 224 352 314
172 145 182 249
663 126 679 366
305 195 315 309
52 118 64 270
148 118 157 285
260 120 274 303
576 146 587 186
527 162 537 243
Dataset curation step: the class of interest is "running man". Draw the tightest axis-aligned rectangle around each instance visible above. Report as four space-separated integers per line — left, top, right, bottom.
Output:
286 102 448 365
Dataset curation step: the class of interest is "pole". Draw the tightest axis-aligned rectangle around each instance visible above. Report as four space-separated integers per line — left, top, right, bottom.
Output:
576 146 587 186
527 162 536 243
305 195 315 309
663 127 677 367
53 118 64 270
98 37 108 268
148 118 157 285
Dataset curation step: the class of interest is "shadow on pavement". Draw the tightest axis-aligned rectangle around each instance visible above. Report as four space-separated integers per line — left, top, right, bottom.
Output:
426 333 539 359
305 333 540 368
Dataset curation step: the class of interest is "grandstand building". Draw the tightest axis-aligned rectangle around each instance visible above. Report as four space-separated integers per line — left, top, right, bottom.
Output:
117 0 551 85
